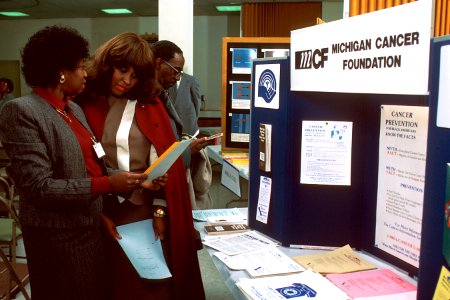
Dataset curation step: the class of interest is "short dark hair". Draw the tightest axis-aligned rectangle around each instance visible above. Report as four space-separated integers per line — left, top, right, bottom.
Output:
21 25 89 88
150 40 183 61
0 78 13 93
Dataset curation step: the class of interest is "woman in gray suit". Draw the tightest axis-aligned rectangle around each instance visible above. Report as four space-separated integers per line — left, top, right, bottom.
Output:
0 26 153 300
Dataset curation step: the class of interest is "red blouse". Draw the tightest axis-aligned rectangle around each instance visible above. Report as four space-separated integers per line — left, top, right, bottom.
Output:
34 87 110 198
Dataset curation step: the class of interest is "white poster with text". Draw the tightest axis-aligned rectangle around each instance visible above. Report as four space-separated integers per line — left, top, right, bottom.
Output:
437 45 450 128
375 105 429 267
300 121 353 185
291 0 432 95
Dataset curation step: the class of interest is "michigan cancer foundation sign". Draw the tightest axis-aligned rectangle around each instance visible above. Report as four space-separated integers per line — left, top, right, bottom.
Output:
291 0 433 95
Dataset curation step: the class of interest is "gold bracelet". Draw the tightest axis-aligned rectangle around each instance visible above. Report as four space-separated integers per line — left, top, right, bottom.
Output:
153 208 166 218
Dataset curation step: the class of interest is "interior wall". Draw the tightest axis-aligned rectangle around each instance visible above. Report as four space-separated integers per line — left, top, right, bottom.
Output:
323 1 345 22
0 18 93 97
0 16 234 111
0 3 342 109
0 60 21 98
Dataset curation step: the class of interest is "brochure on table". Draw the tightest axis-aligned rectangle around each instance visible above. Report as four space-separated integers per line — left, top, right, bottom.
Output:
326 269 417 299
236 270 349 300
213 245 304 278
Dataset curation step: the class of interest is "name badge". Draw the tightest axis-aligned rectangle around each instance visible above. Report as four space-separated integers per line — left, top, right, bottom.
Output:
93 141 106 159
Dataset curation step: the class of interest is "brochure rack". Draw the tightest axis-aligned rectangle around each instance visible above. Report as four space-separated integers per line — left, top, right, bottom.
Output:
221 37 290 151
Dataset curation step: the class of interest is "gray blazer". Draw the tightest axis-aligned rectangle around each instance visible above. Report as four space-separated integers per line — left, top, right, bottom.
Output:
168 73 201 136
0 92 102 228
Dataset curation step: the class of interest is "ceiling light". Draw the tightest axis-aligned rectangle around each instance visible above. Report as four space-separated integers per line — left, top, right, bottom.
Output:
101 8 132 15
216 5 241 12
0 12 29 17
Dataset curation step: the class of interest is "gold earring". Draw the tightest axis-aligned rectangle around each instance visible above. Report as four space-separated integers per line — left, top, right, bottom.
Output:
59 75 65 84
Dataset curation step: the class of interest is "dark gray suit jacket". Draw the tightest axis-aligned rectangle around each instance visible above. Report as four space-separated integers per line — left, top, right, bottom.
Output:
168 73 201 136
0 92 102 228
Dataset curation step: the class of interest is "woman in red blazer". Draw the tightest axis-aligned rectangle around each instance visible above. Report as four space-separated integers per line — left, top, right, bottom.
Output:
77 33 205 300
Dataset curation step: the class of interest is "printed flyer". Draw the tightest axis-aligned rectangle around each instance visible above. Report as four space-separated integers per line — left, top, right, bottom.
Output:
375 105 428 267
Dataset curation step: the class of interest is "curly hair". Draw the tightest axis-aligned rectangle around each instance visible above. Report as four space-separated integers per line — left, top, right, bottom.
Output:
21 25 89 88
150 40 183 62
85 32 159 100
0 78 13 93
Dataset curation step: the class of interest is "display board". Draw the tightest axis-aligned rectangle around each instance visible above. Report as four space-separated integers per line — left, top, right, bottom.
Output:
221 37 290 151
247 1 434 283
418 35 450 300
248 57 427 282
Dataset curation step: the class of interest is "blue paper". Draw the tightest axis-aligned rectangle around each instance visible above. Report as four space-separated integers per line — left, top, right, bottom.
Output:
116 219 172 280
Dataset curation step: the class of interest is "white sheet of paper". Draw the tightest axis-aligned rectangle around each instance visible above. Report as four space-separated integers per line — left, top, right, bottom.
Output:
437 45 450 128
203 230 277 256
300 121 353 185
236 269 349 300
214 245 304 277
221 159 241 197
256 176 271 224
192 207 246 222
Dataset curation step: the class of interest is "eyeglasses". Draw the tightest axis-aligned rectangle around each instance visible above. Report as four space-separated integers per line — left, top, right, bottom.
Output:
163 60 183 78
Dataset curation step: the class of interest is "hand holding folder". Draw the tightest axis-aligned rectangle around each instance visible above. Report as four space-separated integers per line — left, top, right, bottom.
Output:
144 133 197 182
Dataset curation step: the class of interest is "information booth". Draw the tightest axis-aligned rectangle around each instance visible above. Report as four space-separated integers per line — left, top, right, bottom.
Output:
245 1 442 298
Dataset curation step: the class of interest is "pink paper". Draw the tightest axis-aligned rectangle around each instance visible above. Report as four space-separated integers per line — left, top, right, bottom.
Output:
326 269 416 298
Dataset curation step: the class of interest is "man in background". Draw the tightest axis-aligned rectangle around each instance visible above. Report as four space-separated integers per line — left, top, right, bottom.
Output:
151 40 212 210
0 78 15 111
168 72 201 136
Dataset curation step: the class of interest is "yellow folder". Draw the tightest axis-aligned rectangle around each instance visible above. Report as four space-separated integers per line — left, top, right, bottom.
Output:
144 137 194 181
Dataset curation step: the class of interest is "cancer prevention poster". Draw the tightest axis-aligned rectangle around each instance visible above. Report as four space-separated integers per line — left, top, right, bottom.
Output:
375 105 428 267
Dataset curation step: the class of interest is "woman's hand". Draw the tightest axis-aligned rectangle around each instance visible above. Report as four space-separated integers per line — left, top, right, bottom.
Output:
108 171 148 193
100 213 121 240
153 216 166 240
140 174 168 190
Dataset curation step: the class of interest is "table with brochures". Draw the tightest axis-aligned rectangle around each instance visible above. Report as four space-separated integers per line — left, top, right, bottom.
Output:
206 145 249 207
194 208 418 300
206 145 249 180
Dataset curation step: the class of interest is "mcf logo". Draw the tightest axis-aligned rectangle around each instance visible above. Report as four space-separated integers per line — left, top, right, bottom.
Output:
294 48 328 69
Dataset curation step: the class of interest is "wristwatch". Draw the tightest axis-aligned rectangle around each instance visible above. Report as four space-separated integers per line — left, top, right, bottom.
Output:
153 208 166 218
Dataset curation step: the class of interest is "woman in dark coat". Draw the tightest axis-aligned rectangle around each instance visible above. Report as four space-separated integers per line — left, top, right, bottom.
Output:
0 26 149 300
